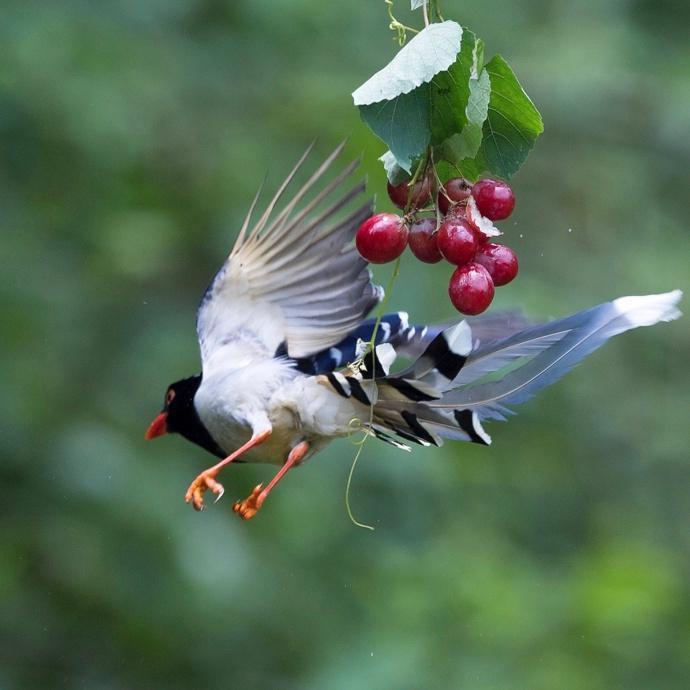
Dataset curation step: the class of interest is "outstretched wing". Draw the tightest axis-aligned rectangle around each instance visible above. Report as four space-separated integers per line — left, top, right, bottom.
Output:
196 144 382 368
287 309 535 375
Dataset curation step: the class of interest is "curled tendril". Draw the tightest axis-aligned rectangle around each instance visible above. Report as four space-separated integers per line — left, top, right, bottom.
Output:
385 0 418 46
346 418 369 447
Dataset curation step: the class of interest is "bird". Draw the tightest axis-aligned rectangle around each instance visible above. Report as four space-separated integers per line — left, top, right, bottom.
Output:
145 143 682 521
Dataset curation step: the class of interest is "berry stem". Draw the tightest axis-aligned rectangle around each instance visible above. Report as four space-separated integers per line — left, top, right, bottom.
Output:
429 0 443 21
429 147 445 226
368 255 402 346
404 147 431 215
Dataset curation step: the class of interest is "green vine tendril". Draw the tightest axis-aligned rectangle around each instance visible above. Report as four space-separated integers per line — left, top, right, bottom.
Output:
344 149 430 530
384 0 418 46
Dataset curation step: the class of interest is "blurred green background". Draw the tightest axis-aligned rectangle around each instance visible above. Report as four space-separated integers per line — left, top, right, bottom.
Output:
1 1 689 688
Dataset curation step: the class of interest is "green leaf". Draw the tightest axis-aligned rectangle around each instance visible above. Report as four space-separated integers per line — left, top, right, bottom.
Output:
355 22 464 172
360 88 430 172
379 150 411 185
429 29 476 145
457 155 487 182
352 22 462 106
433 159 463 183
437 67 490 161
473 38 485 76
479 55 544 179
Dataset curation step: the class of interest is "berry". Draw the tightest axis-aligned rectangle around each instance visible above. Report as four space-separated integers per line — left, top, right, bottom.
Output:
448 263 495 315
437 217 478 266
473 229 490 245
356 213 408 264
387 177 431 210
471 178 515 220
408 218 442 263
437 177 472 215
437 192 450 216
474 243 519 286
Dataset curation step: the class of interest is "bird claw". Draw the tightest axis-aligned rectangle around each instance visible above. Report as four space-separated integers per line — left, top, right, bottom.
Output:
233 484 265 520
184 471 225 511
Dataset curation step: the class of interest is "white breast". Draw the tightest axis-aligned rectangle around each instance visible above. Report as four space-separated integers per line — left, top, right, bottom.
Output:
194 340 364 465
193 345 300 464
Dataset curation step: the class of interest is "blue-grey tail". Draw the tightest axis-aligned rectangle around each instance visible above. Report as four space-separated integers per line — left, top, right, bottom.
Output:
365 291 682 449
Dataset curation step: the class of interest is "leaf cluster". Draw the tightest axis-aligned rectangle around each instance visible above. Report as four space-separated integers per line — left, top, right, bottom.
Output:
352 20 544 184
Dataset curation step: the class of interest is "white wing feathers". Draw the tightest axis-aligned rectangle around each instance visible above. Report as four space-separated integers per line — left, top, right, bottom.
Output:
196 144 381 367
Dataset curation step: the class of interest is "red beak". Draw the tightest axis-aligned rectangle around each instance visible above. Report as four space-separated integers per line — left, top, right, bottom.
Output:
145 412 168 440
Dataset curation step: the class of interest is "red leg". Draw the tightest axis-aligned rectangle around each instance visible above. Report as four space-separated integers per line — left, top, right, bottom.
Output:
233 441 310 520
184 429 272 511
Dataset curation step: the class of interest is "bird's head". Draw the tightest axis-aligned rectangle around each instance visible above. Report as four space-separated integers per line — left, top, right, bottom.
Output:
145 375 202 440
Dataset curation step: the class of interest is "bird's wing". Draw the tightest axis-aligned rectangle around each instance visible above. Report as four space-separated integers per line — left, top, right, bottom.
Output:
196 144 382 369
287 309 536 375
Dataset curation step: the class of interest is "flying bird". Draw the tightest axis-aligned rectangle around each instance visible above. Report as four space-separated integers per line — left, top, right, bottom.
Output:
145 144 682 520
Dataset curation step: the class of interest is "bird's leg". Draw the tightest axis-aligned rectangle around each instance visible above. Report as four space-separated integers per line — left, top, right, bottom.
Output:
184 429 272 511
233 441 310 521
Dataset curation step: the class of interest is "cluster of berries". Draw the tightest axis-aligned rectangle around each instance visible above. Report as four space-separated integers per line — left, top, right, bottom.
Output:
355 176 518 315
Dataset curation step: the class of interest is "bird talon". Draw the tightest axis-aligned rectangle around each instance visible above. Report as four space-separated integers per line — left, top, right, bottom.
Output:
184 471 225 512
213 486 225 504
233 484 265 520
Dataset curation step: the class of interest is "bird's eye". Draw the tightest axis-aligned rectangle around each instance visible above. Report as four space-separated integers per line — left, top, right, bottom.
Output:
166 389 176 405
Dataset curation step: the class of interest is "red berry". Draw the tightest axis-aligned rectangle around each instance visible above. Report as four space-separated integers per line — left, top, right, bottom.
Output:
474 243 519 286
437 217 478 266
448 263 495 315
356 213 408 264
437 192 450 216
473 229 490 244
471 178 515 220
437 177 472 215
408 218 442 263
387 177 431 210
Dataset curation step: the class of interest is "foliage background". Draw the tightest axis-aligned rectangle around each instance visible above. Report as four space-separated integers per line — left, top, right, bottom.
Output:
1 1 689 688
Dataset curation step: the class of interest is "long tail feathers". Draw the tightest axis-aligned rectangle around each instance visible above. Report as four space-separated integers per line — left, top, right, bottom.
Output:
365 291 682 449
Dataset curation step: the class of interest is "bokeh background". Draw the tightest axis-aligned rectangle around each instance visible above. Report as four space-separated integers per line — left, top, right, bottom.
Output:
2 1 689 688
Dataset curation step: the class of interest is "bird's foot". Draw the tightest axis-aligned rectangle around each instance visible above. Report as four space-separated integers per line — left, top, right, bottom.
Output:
184 471 225 511
233 484 265 520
